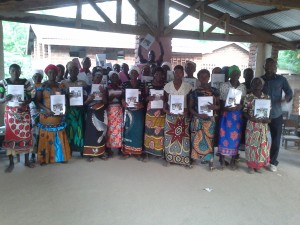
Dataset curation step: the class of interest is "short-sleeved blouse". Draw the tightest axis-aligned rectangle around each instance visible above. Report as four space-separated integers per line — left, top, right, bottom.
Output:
243 92 270 117
122 80 145 103
190 86 220 112
219 81 246 101
164 81 192 108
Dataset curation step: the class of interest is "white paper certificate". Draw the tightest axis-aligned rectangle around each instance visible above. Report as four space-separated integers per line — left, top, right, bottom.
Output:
254 99 271 118
91 84 103 101
225 88 242 107
150 89 164 109
211 74 225 89
183 78 197 91
198 96 213 116
101 75 108 87
50 95 66 115
170 95 184 114
126 89 139 108
7 85 24 107
140 34 155 50
69 87 83 106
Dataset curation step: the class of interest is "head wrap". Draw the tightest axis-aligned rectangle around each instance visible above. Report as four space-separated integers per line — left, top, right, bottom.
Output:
161 62 172 71
251 77 264 87
44 64 58 74
108 71 119 79
129 65 140 75
228 65 241 78
32 69 44 77
92 66 103 76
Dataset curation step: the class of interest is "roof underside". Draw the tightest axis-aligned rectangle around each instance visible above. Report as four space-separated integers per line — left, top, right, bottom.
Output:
0 0 300 49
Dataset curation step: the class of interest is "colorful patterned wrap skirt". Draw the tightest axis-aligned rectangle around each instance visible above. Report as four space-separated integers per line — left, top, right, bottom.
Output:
164 114 191 165
65 106 85 153
38 114 71 164
218 110 243 156
122 109 145 155
2 105 32 155
245 121 270 169
144 108 165 157
83 103 107 157
106 104 123 148
191 117 215 162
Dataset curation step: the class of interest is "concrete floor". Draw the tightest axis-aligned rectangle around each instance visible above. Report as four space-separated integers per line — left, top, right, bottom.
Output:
0 146 299 225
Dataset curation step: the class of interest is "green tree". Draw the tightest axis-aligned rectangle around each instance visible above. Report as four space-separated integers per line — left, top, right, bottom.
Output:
3 21 32 78
278 50 300 73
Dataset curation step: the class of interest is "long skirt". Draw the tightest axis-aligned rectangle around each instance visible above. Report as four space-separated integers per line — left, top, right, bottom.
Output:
83 103 107 157
65 106 85 153
191 117 215 162
144 109 165 157
218 110 243 156
2 105 32 155
164 114 191 165
245 121 270 169
122 109 145 155
37 115 71 164
31 113 40 153
106 104 123 148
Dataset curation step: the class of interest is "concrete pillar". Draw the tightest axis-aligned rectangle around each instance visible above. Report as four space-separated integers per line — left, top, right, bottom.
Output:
134 0 172 64
0 21 4 126
248 43 277 77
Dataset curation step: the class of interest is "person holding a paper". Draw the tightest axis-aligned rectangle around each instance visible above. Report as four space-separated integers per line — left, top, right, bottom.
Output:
218 65 246 170
61 61 88 155
163 65 192 167
106 71 123 155
0 64 35 172
83 67 109 162
36 64 71 165
138 37 164 67
29 69 44 163
121 66 145 159
78 57 92 85
184 61 200 91
189 69 220 170
261 58 293 172
144 67 165 159
119 63 130 83
243 78 271 173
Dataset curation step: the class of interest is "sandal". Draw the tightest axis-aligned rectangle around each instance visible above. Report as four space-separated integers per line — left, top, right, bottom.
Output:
87 157 94 162
25 161 35 168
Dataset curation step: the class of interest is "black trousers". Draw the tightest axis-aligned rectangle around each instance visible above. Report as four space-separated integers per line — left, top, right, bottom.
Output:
269 115 283 166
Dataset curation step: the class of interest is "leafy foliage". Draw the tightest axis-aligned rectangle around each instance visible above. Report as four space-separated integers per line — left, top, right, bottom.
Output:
278 50 300 73
2 21 32 79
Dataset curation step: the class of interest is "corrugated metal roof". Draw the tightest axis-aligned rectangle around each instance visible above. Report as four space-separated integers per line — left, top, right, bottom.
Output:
208 0 300 42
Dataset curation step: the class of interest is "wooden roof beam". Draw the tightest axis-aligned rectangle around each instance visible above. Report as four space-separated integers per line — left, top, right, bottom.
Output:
170 1 248 35
128 0 157 36
86 0 113 24
164 0 203 35
237 8 288 20
76 0 82 28
231 0 300 10
269 25 300 34
0 11 150 35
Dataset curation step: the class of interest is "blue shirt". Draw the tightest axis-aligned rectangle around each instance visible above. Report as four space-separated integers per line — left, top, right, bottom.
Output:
261 74 293 119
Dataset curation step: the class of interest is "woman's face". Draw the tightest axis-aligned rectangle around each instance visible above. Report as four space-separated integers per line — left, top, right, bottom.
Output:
153 71 164 84
129 70 139 80
251 78 263 91
68 65 79 80
33 73 43 83
230 70 240 82
110 74 120 85
93 73 103 84
9 66 21 81
47 69 57 81
174 68 184 81
198 72 210 85
142 66 151 76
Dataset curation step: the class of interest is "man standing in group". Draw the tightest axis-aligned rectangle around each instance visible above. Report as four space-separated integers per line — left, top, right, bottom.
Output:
261 58 293 172
78 57 92 85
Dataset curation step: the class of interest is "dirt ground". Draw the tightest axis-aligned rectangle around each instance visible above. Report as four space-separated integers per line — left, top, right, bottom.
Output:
0 146 299 225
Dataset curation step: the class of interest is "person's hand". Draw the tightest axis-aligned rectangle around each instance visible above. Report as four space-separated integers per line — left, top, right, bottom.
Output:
122 100 128 108
285 95 292 103
5 94 13 102
44 108 54 117
225 106 235 111
87 95 95 102
147 96 155 101
207 102 218 110
99 86 105 93
134 102 144 110
235 104 243 111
